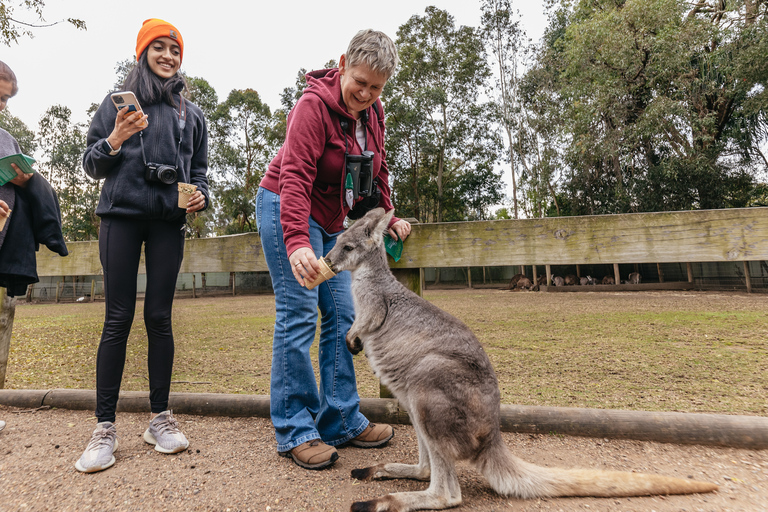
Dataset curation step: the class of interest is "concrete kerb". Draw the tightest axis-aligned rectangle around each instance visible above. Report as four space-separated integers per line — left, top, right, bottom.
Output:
1 389 767 450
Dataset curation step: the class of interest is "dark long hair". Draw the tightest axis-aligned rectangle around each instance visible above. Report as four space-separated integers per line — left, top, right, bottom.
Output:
122 50 186 107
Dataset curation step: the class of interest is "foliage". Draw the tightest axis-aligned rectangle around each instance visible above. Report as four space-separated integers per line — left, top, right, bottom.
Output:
523 0 768 215
480 0 529 219
385 7 504 222
0 108 36 154
36 105 98 240
208 88 278 234
0 0 85 46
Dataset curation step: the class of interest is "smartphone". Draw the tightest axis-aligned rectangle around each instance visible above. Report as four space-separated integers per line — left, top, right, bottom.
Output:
111 91 142 113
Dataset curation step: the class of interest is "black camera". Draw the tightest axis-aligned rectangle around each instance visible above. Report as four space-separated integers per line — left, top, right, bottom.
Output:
145 163 178 184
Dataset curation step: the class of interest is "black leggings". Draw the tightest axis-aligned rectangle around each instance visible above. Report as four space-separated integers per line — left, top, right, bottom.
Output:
95 216 185 423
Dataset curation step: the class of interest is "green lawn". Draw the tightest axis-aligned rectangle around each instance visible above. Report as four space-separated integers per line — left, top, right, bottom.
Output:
6 289 767 415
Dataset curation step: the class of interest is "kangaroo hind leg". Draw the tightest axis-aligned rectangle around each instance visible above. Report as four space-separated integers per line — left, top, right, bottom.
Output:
351 424 431 482
351 445 461 512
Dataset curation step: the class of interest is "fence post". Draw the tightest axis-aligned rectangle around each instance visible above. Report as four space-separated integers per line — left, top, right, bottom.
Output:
743 261 752 293
192 274 197 299
0 288 16 389
613 263 621 284
90 280 95 302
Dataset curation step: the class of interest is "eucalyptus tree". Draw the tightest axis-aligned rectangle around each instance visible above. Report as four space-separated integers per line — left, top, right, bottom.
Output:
208 88 277 234
37 105 98 240
0 109 36 155
385 6 503 222
526 0 768 214
480 0 527 219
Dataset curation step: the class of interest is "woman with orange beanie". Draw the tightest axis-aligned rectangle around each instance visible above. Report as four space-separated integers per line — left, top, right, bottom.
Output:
77 18 209 473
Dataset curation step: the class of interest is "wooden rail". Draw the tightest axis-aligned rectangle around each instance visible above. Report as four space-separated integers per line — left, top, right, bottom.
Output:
32 207 768 275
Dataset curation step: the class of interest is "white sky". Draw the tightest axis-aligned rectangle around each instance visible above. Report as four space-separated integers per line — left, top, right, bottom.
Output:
2 0 548 127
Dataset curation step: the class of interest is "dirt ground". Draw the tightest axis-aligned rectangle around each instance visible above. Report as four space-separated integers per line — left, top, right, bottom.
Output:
1 404 766 512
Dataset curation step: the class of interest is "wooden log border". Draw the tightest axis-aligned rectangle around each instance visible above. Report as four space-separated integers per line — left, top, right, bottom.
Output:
1 389 767 450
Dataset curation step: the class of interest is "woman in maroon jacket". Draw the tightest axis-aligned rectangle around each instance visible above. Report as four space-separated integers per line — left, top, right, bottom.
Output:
256 29 411 470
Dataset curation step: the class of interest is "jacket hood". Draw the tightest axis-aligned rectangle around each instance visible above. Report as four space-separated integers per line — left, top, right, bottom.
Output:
304 68 355 120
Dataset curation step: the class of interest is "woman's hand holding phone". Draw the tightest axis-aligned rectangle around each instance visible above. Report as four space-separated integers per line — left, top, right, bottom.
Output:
108 107 148 152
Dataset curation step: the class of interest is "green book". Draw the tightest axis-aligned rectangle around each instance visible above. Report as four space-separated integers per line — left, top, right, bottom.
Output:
0 153 36 186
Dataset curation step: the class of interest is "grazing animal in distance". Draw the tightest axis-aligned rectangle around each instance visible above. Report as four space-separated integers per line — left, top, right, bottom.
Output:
552 275 565 286
564 274 578 286
602 275 615 285
323 208 718 512
580 275 595 286
627 272 642 284
507 273 525 290
516 276 533 290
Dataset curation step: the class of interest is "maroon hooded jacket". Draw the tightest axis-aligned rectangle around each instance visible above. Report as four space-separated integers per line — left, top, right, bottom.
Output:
259 68 398 257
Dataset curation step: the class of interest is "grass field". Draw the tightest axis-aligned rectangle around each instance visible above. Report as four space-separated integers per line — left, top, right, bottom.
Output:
5 288 768 415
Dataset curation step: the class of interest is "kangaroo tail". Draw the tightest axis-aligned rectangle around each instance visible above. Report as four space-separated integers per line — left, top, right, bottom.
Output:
477 441 718 499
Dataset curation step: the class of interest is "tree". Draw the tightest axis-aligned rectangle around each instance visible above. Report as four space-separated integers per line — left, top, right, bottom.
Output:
1 1 85 46
208 88 278 233
36 105 98 240
385 7 503 223
0 108 36 155
480 0 527 219
525 0 768 215
183 76 219 238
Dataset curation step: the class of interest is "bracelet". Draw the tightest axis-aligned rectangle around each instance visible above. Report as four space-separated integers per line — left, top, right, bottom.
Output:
102 139 121 156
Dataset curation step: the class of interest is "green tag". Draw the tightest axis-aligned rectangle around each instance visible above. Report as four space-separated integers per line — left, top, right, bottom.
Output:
383 234 403 262
345 173 354 189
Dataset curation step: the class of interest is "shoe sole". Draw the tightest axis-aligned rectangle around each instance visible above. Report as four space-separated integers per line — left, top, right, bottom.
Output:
74 439 119 473
278 448 339 470
349 429 394 448
143 429 189 454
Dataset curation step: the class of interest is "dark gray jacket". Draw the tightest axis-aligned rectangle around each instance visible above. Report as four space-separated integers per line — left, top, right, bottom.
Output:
83 92 209 222
0 174 68 296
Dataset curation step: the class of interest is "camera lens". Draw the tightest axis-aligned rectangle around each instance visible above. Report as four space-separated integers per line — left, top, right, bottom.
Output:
157 166 178 184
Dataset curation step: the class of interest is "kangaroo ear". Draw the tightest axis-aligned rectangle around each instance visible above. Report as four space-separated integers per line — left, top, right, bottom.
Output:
376 209 394 238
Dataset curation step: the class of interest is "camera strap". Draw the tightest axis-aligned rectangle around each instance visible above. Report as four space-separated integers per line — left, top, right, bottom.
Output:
138 96 186 169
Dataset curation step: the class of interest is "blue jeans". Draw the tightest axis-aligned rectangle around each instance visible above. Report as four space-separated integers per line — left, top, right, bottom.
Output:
255 187 369 452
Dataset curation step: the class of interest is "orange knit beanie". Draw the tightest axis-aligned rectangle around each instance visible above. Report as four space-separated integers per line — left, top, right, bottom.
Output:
135 18 184 62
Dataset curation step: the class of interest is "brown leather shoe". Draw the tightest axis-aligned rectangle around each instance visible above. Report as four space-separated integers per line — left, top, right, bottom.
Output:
350 423 394 448
279 439 338 470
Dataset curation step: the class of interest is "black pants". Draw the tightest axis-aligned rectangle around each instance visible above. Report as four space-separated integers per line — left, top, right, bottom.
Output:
95 216 185 423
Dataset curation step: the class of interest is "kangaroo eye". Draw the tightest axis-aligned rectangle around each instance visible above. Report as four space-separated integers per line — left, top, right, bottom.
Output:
343 245 354 252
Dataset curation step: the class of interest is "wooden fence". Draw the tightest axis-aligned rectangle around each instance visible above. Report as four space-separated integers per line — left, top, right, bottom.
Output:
2 207 768 387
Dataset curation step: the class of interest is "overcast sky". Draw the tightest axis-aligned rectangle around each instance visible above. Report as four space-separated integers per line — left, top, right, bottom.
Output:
3 0 548 127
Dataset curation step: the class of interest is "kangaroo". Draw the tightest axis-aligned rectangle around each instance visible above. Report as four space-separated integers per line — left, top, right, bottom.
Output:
324 208 718 512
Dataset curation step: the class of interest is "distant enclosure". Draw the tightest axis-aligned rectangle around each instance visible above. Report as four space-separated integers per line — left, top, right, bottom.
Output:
29 207 768 302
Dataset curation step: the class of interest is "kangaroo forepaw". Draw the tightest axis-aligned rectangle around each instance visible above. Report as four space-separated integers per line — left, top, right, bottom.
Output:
347 336 363 355
351 466 377 480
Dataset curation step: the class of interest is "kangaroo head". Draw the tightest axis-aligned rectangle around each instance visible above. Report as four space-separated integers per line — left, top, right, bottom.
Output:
326 208 394 273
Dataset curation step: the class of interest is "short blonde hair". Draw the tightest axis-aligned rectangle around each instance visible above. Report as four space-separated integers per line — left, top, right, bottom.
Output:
345 29 399 79
0 60 18 97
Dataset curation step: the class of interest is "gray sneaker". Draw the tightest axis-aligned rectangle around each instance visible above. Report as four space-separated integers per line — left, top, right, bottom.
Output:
143 410 189 454
75 422 118 473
